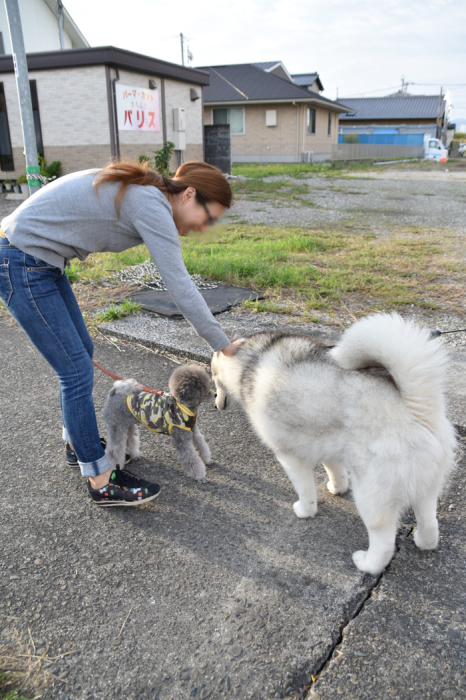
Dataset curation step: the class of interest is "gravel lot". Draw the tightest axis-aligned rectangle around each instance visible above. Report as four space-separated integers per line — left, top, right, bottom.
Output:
227 170 466 232
2 166 465 235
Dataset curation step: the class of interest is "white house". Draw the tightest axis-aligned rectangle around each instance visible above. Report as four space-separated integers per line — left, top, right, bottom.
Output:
0 0 89 54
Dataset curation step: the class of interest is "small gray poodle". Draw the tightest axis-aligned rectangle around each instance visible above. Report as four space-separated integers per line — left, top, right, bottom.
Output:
103 365 216 482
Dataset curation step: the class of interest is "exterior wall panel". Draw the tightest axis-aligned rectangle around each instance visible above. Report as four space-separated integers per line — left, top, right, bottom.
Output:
204 103 340 161
0 0 72 54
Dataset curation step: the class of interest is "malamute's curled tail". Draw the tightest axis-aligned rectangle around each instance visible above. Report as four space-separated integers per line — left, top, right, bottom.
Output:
330 313 449 428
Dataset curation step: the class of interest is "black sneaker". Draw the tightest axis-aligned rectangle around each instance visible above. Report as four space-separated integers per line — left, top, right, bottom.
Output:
88 469 161 507
65 438 130 468
65 442 80 467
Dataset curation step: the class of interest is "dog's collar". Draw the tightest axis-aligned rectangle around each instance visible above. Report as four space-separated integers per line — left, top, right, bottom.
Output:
176 401 196 418
155 393 195 418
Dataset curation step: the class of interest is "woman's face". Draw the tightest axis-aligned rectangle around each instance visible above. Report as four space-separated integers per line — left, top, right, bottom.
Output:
171 186 226 235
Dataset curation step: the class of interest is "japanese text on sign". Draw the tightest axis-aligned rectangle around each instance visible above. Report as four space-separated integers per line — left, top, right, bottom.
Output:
116 83 160 132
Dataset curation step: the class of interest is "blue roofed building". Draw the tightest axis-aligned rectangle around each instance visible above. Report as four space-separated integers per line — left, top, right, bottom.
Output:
338 92 451 146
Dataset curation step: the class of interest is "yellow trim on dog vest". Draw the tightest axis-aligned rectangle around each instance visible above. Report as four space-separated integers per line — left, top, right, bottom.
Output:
126 391 196 435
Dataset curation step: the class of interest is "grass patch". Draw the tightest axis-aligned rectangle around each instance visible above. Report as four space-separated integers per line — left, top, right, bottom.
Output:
232 162 375 179
242 299 295 315
180 224 465 315
0 687 30 700
97 299 141 322
11 219 459 327
231 179 315 207
65 246 150 284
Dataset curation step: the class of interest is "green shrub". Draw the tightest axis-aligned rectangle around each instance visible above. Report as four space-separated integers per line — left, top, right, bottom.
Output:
38 154 61 180
46 160 61 179
16 174 27 183
154 141 175 175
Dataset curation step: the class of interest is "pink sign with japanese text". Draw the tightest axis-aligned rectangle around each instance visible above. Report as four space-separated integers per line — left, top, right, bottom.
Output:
116 84 160 131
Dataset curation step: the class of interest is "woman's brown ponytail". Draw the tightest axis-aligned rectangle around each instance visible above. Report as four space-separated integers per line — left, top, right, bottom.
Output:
93 160 232 215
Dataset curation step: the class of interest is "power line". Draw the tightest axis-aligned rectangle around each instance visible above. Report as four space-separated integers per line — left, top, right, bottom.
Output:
411 83 466 87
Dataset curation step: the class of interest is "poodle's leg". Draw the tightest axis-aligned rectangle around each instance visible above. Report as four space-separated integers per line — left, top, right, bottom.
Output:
125 423 140 460
171 429 208 482
105 424 128 471
412 491 440 550
351 476 399 575
192 424 212 465
322 461 349 495
275 450 317 518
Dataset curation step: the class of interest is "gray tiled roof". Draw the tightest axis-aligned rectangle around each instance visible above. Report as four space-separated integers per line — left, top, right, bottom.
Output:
252 61 282 71
292 73 324 91
199 63 349 111
292 73 318 85
339 95 445 121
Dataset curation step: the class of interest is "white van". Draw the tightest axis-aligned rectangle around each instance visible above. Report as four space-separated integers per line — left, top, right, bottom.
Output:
424 137 448 162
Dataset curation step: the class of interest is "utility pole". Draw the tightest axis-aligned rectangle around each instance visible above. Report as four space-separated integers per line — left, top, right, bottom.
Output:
180 33 185 66
436 86 443 140
4 0 41 195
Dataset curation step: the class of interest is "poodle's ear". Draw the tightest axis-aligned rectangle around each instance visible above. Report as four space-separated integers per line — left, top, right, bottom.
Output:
230 328 241 341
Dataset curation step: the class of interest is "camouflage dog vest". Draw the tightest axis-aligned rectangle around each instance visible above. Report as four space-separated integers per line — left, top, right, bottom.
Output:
126 391 196 435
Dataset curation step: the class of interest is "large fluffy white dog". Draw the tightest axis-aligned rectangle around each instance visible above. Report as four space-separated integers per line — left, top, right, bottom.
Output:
211 313 456 575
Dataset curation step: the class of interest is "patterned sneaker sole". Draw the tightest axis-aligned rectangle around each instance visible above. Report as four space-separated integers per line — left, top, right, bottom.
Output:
91 490 161 507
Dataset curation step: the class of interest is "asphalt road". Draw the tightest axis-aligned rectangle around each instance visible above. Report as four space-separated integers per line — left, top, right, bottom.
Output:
1 315 465 700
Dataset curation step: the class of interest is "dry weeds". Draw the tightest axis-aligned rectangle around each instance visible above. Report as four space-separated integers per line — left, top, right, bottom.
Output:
0 618 77 698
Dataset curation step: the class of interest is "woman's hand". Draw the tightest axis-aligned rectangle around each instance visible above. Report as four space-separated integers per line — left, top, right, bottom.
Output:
220 339 245 357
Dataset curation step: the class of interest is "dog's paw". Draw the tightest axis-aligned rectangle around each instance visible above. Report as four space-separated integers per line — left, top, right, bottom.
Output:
196 475 209 484
204 458 214 466
130 452 141 461
413 527 438 550
293 500 317 518
352 550 390 576
326 480 348 496
197 449 212 464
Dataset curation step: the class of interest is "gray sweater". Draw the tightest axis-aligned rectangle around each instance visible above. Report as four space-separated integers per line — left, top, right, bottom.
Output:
2 169 230 351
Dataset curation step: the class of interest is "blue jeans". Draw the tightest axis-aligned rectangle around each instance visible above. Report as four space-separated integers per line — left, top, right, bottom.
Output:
0 240 111 477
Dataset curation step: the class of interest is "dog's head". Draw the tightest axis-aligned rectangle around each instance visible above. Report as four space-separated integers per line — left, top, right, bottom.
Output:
211 349 240 410
211 338 247 409
169 364 215 409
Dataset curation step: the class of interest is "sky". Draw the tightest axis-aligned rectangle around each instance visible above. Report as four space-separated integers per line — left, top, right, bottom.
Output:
64 0 466 122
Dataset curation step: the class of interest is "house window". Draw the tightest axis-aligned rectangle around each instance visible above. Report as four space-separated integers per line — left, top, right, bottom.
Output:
0 83 14 171
213 107 245 135
30 80 44 156
307 108 316 134
265 109 277 127
328 112 332 136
